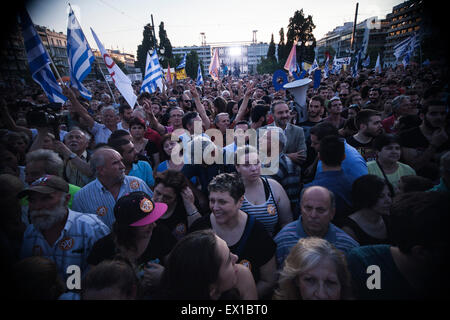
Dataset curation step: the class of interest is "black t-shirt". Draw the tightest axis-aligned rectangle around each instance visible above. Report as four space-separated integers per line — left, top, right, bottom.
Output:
346 135 377 162
189 213 276 283
398 126 450 180
157 202 189 241
87 224 177 267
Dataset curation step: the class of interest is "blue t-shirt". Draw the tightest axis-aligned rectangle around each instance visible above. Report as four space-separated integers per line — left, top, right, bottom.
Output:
129 160 154 187
316 142 367 184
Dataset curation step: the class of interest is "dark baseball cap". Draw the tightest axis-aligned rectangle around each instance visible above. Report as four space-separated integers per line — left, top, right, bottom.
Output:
18 175 69 198
114 191 168 227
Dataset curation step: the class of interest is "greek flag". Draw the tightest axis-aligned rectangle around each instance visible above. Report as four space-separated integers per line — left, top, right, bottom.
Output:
352 50 362 78
362 54 370 68
393 33 418 62
140 50 164 94
308 58 318 75
196 64 204 86
67 7 94 100
19 10 66 103
323 56 330 79
176 53 186 70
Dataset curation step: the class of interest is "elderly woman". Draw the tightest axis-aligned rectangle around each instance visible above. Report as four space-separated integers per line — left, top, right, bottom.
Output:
190 173 277 299
260 127 302 215
157 230 257 300
235 145 293 236
339 175 392 245
273 237 353 300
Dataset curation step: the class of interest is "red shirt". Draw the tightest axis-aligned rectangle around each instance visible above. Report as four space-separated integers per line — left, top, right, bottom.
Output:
382 115 397 134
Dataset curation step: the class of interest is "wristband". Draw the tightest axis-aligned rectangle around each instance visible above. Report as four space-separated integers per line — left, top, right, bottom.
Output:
187 210 199 217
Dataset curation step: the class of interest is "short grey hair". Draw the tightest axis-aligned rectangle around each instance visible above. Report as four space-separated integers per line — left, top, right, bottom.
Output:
391 95 409 111
26 149 64 177
214 112 230 124
101 106 117 116
89 147 113 176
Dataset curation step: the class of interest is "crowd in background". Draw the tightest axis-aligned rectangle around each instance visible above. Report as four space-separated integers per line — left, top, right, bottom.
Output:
1 61 449 300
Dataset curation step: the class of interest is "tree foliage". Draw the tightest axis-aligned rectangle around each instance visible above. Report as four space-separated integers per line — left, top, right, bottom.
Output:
159 22 173 60
267 33 276 62
278 28 286 65
136 24 158 73
286 9 316 63
185 50 199 79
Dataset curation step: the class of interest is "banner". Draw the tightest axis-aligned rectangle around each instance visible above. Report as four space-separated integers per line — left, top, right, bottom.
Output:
91 28 137 108
176 68 188 80
333 57 352 66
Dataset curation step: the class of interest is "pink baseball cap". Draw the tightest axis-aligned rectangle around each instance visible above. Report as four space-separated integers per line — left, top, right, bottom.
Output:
114 191 168 227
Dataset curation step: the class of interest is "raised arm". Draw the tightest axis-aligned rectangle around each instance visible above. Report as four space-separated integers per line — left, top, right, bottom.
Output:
143 99 167 136
62 86 95 130
234 82 256 124
188 84 210 129
0 99 33 139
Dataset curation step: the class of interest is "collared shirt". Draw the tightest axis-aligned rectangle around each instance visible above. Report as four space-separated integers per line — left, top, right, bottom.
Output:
274 216 359 269
65 150 94 188
20 209 110 280
90 122 114 145
72 176 153 228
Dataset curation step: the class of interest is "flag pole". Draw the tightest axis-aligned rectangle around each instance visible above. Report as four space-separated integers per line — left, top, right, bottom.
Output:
96 60 117 105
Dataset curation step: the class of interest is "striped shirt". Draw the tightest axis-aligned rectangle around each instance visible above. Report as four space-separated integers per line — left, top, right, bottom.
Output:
72 176 153 228
274 216 360 269
240 179 278 236
21 209 110 280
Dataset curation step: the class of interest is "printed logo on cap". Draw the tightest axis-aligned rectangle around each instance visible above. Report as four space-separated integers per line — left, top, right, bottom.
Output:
140 198 153 213
58 237 75 251
239 259 252 271
130 180 140 190
96 206 108 217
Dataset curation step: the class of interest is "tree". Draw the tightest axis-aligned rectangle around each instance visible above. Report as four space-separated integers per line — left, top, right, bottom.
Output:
267 33 276 62
185 50 199 79
256 56 280 75
278 28 286 65
136 24 158 74
286 9 316 64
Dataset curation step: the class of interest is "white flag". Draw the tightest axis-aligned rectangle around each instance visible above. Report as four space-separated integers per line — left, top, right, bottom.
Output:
375 53 382 74
91 28 137 108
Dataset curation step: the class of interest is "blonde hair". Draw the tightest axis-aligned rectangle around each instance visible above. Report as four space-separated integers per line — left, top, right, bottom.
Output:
273 237 353 300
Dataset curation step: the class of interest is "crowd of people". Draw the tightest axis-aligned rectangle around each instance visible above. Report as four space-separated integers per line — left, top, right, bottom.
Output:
0 60 449 300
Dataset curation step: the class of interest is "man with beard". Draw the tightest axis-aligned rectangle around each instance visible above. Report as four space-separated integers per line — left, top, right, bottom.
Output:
72 148 153 229
19 175 110 281
399 101 449 180
118 104 133 131
346 109 384 162
109 139 154 188
299 95 325 144
262 100 306 166
54 128 94 188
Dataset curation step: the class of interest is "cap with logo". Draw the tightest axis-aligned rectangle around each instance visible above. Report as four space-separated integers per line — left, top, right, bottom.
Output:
114 191 168 227
18 175 69 198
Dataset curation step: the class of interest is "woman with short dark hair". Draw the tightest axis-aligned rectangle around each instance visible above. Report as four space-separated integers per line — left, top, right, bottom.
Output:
339 175 392 245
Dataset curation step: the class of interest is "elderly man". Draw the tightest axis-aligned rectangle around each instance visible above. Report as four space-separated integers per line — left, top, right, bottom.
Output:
63 86 119 145
23 149 81 225
53 128 94 188
72 147 153 228
214 112 230 137
263 100 306 165
260 127 301 216
381 95 416 134
274 186 359 269
19 175 110 281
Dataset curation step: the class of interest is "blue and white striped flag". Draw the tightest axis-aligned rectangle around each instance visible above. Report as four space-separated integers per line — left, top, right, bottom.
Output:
394 33 418 62
176 53 187 70
362 54 370 68
19 10 66 103
140 50 164 94
67 7 94 100
196 64 204 86
323 56 330 79
308 58 319 75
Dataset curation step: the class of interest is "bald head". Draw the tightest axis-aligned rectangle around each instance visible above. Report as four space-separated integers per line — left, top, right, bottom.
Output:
300 186 336 238
90 148 125 182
